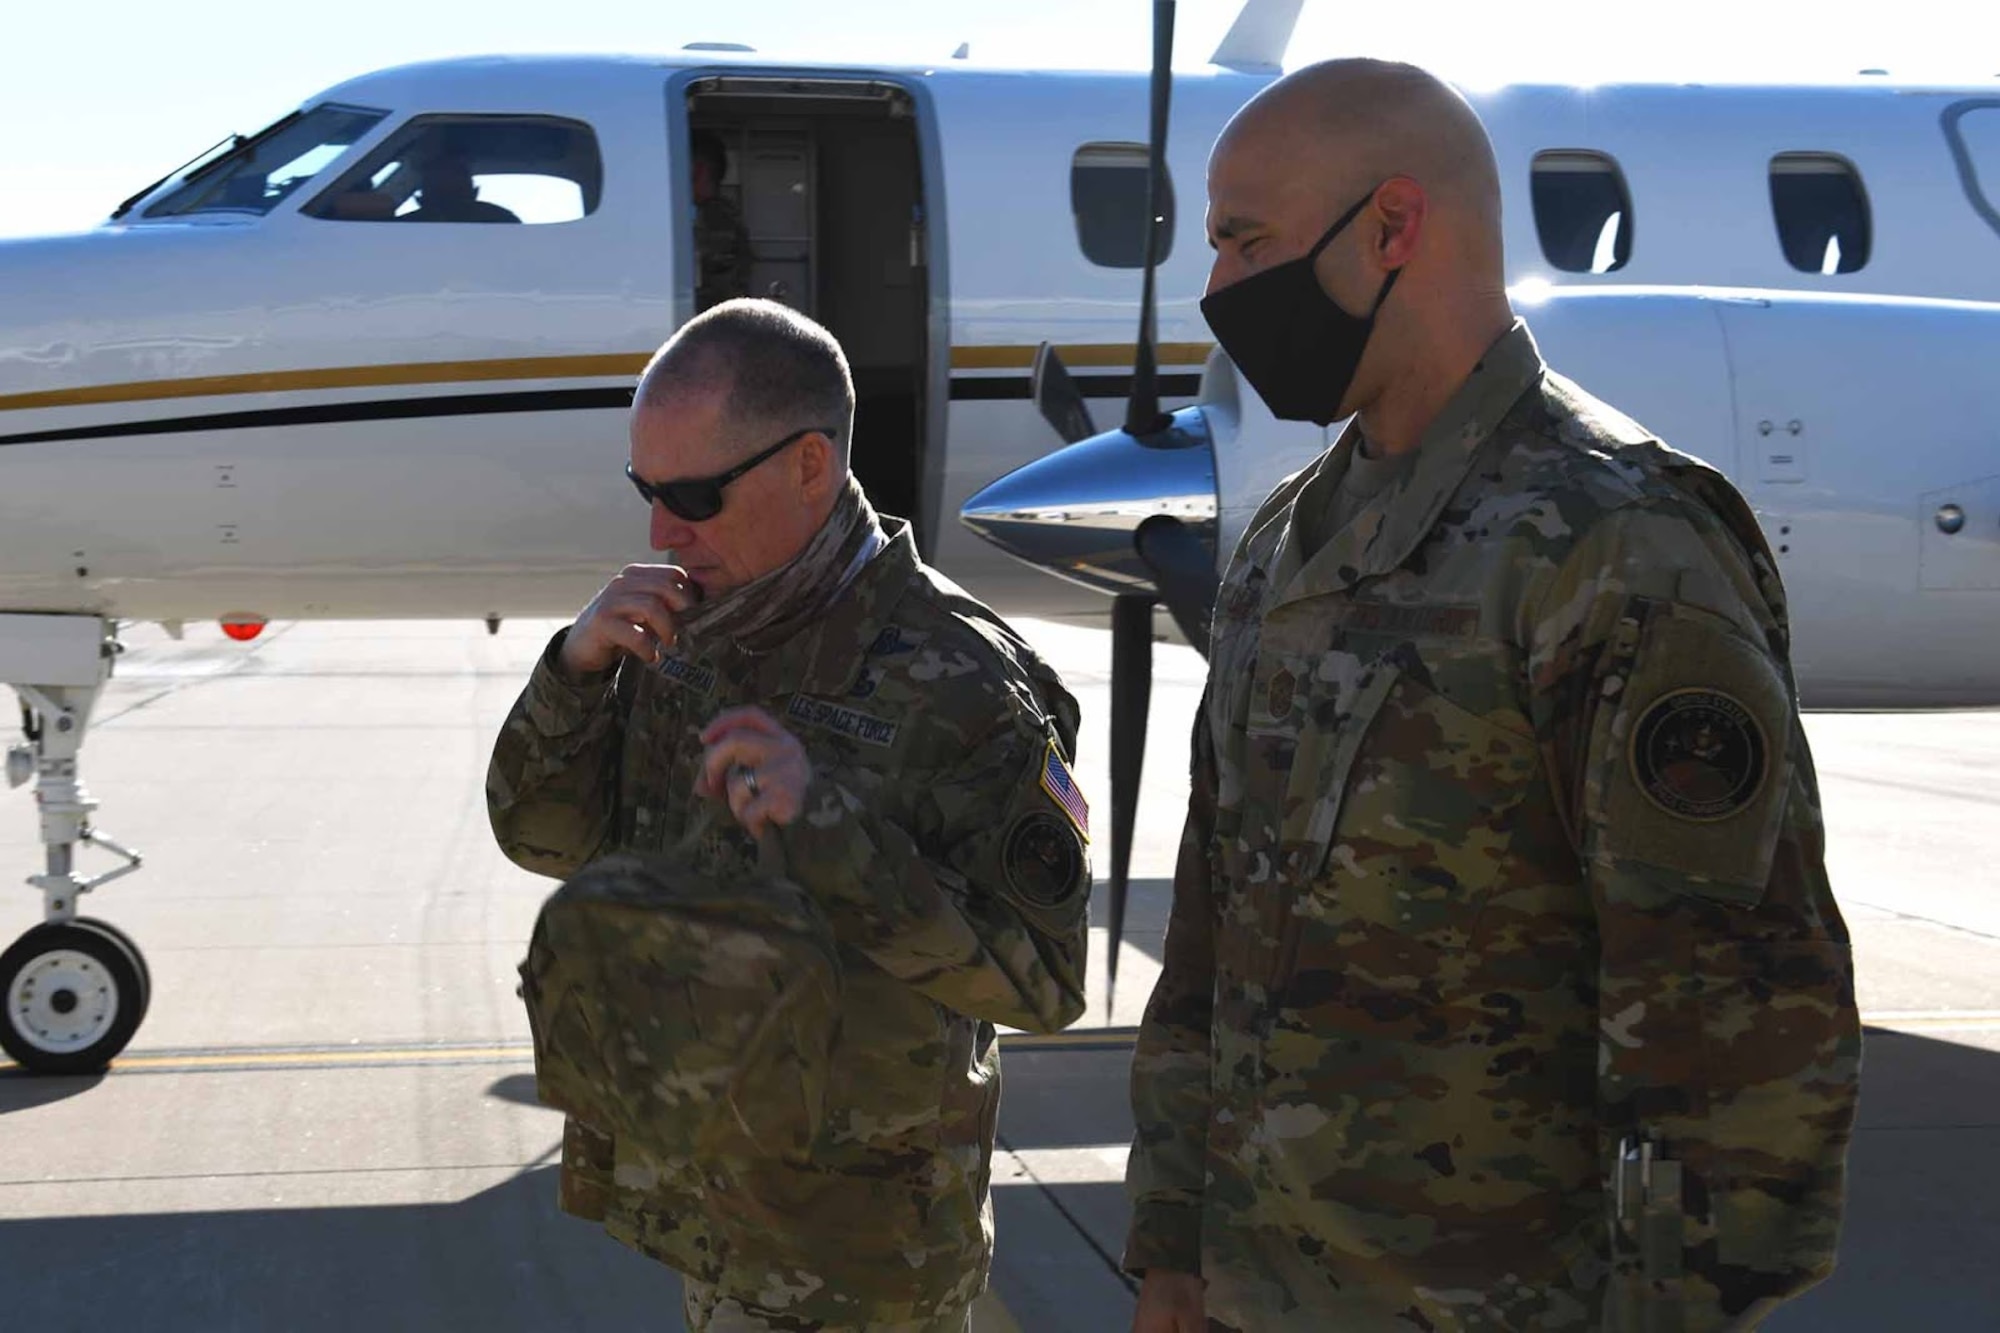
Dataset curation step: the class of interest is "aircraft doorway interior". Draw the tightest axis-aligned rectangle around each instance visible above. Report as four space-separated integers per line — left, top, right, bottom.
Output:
686 79 931 545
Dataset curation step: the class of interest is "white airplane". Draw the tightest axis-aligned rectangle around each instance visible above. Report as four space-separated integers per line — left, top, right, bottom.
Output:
2 0 1998 1068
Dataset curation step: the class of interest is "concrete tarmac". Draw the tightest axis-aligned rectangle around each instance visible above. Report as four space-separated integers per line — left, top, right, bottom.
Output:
2 618 1996 1331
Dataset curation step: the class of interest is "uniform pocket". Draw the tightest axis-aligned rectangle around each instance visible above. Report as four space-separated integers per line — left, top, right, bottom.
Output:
1242 648 1401 887
1287 667 1543 988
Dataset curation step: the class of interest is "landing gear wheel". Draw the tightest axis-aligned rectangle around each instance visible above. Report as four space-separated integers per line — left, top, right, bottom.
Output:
69 917 151 1030
0 922 144 1075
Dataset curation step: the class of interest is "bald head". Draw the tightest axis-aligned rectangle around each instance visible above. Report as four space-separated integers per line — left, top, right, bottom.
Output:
1203 59 1515 449
1216 57 1504 254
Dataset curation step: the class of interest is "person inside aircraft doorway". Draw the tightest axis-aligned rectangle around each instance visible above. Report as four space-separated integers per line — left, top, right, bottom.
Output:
1124 58 1860 1333
692 130 753 311
489 299 1091 1332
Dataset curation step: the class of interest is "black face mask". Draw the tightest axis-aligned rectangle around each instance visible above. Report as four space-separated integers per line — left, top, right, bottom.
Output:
1199 186 1401 426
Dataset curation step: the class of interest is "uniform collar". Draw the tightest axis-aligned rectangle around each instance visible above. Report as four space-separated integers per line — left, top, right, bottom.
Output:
1270 320 1544 608
789 518 918 698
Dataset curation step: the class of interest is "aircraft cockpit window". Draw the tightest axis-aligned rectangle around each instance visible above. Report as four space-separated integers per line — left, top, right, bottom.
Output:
1530 150 1633 274
143 105 387 219
302 115 603 225
1769 153 1872 274
1071 143 1175 269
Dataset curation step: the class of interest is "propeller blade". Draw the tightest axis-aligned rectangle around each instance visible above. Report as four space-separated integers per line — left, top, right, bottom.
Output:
1135 515 1219 655
1124 0 1177 439
1106 592 1154 1018
1031 342 1097 445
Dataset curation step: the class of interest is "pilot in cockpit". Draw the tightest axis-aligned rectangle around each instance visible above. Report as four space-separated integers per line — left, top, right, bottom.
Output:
405 155 519 224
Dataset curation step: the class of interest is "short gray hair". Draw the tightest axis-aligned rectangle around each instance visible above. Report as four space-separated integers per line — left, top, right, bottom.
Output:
638 299 856 466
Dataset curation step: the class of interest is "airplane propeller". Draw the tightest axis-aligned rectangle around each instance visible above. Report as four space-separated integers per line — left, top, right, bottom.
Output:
1021 0 1220 1018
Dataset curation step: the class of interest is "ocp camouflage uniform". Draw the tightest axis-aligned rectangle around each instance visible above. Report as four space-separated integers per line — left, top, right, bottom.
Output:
1125 322 1860 1330
696 193 754 311
490 520 1091 1328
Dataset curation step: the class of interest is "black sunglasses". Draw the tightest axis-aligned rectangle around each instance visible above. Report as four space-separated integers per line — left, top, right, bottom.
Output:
626 425 835 522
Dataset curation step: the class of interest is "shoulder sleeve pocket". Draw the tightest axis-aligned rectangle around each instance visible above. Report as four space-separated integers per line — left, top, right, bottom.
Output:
1589 602 1795 906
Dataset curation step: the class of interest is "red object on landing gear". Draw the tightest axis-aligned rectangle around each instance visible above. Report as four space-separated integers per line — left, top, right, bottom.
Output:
221 620 265 642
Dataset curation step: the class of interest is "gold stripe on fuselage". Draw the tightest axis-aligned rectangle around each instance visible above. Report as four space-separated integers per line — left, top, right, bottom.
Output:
947 342 1214 371
0 353 653 414
0 345 1216 415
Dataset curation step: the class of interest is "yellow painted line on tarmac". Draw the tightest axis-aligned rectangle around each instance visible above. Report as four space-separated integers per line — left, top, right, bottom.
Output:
0 1042 535 1076
7 1011 1994 1078
111 1044 534 1072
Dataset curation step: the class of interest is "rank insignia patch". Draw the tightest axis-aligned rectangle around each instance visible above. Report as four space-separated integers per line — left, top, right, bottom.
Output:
1267 668 1297 721
1630 687 1768 821
1004 812 1084 907
1039 742 1089 841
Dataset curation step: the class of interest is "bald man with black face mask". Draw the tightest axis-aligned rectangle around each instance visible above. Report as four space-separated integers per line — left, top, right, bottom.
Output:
1124 58 1858 1333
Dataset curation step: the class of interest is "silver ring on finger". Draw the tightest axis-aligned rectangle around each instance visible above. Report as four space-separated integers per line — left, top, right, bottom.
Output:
731 764 760 798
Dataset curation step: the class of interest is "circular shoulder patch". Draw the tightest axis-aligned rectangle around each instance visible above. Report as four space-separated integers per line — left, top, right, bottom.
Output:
1003 813 1084 907
1629 688 1769 822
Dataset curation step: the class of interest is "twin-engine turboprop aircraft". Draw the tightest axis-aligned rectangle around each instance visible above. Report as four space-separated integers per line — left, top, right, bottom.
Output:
3 0 1999 1067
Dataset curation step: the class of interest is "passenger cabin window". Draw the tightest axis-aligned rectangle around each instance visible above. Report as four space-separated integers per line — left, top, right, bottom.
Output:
145 105 387 219
1530 150 1632 274
303 116 603 225
1944 104 2000 238
1071 143 1174 269
1769 153 1871 274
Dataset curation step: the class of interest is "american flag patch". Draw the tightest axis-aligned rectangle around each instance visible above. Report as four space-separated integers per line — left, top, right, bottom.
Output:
1039 742 1089 841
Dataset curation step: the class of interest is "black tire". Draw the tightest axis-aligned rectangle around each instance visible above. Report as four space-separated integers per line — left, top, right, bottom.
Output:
70 916 152 1026
0 923 145 1075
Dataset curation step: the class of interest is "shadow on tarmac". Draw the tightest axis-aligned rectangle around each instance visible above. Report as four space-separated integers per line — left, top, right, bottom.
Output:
0 1165 682 1331
0 1030 1991 1329
484 1072 544 1109
0 1069 104 1114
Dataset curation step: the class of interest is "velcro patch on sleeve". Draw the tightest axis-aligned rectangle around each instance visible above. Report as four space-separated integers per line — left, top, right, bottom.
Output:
1595 603 1793 902
1003 811 1086 907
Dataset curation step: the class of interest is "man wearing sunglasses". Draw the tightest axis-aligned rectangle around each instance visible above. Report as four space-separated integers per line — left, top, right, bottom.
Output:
488 298 1091 1332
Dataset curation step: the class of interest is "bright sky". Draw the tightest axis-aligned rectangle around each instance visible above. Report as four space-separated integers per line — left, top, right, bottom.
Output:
3 0 1995 238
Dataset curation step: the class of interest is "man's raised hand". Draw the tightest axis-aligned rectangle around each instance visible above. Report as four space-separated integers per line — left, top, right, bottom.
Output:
558 564 703 680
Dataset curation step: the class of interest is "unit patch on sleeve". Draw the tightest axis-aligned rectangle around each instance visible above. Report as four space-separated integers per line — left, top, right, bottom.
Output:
1003 812 1085 907
1629 687 1768 822
1038 741 1090 840
786 694 900 748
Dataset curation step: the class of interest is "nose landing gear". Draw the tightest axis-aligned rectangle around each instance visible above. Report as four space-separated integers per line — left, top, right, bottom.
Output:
3 615 150 1075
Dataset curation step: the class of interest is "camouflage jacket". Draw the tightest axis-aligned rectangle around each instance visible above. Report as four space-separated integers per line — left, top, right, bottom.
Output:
1125 322 1860 1331
695 193 753 311
489 520 1091 1320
